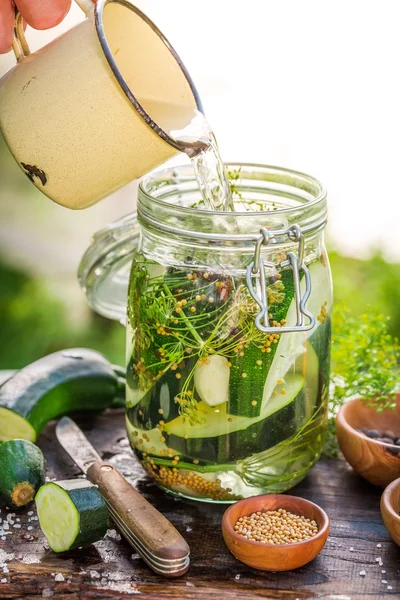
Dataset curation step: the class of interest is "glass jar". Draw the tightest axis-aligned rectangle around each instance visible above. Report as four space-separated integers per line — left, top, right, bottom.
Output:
79 163 332 503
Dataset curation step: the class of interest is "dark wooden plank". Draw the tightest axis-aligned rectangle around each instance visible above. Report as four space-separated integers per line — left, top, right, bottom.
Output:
1 409 399 599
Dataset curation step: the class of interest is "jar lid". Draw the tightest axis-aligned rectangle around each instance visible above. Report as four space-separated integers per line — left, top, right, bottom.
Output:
78 213 139 322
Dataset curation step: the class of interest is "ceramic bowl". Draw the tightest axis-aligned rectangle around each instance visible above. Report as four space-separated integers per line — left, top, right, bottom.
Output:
381 477 400 546
222 494 329 571
336 394 400 487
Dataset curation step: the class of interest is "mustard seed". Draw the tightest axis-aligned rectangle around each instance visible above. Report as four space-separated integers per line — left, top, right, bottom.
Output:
234 509 319 545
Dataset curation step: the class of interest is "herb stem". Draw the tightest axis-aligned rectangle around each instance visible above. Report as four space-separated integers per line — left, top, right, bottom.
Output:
162 284 204 346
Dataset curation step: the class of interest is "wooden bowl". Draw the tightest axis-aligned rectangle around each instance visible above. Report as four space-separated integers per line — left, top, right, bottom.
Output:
381 477 400 546
336 394 400 487
222 494 329 571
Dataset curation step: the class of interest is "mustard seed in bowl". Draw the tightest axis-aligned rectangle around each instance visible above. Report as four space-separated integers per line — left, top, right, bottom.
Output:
234 508 319 544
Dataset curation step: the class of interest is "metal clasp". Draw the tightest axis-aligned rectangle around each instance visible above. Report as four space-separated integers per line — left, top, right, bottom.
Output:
246 224 316 334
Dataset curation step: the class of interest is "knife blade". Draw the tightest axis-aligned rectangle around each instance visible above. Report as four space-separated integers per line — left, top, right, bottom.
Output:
56 416 190 577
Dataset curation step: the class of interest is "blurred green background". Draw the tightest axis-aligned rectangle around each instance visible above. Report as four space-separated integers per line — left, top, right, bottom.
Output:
1 131 400 371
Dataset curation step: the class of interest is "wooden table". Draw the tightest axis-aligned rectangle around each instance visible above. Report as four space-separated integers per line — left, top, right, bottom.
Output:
0 409 399 600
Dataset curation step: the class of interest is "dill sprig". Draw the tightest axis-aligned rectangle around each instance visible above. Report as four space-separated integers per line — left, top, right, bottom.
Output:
324 305 400 457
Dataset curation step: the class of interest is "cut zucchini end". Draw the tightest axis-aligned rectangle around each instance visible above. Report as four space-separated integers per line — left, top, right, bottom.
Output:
0 408 37 443
11 481 36 507
36 483 80 553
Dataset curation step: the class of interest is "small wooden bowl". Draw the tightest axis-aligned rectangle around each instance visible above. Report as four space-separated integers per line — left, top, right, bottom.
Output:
336 394 400 487
222 494 329 571
381 477 400 546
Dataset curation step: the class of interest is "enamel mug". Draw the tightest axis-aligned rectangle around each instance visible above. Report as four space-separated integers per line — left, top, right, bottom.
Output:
0 0 203 209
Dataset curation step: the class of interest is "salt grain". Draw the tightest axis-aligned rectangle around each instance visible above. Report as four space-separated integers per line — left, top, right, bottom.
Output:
381 579 387 583
90 571 101 579
349 547 354 552
381 570 386 574
359 570 366 577
388 586 393 590
376 543 381 548
27 511 33 516
235 574 240 580
1 579 7 584
106 529 121 541
54 573 64 582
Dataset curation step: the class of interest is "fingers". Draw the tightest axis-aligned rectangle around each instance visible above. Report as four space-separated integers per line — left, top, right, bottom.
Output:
15 0 72 30
0 0 14 53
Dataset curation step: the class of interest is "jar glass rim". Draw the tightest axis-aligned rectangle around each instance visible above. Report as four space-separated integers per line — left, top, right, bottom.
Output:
138 162 327 217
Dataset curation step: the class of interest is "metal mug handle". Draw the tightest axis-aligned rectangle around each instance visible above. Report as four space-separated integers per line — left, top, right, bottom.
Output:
11 0 95 62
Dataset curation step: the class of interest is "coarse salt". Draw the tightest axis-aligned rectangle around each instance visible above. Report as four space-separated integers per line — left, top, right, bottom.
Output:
54 573 65 582
359 570 366 577
90 571 101 579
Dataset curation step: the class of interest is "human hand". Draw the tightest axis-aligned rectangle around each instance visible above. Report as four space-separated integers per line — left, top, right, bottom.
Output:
0 0 74 54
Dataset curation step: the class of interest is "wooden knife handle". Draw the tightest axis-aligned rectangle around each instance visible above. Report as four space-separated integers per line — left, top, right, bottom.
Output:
87 461 190 563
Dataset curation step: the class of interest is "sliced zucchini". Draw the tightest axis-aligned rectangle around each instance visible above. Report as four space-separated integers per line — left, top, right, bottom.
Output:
166 375 305 463
36 479 108 552
194 354 230 407
125 418 182 457
0 439 46 508
229 268 296 418
0 348 125 442
166 374 304 439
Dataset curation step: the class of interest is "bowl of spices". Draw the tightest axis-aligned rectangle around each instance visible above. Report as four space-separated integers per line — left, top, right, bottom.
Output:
222 494 329 571
336 394 400 487
380 477 400 546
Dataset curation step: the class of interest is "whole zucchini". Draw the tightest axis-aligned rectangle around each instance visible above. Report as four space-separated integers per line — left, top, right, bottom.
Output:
0 439 46 508
0 348 125 442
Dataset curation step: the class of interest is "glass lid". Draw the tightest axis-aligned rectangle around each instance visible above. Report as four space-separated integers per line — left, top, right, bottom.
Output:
78 212 139 323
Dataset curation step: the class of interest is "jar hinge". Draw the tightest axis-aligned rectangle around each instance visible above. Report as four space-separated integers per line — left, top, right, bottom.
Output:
246 224 316 334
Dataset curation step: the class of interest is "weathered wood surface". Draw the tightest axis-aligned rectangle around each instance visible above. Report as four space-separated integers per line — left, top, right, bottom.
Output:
0 409 399 600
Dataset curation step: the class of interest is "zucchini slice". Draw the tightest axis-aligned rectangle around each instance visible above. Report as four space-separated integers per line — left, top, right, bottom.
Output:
0 439 46 508
166 374 304 439
0 348 125 442
165 375 305 463
36 480 108 552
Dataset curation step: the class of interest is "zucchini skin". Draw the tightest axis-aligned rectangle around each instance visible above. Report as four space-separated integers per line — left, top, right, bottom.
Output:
0 439 46 508
0 349 125 441
36 479 109 551
167 387 308 463
229 269 296 418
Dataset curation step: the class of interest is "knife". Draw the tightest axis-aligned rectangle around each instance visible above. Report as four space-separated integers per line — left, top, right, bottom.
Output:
55 416 190 577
